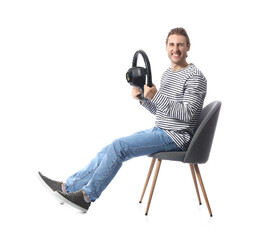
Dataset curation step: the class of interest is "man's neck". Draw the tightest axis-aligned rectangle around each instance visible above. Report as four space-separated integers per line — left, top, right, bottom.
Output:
171 61 189 72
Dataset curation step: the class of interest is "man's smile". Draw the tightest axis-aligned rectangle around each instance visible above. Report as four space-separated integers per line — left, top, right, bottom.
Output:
172 52 182 58
173 53 180 55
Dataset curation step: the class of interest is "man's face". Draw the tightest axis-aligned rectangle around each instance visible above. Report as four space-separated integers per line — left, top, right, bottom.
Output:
166 34 190 65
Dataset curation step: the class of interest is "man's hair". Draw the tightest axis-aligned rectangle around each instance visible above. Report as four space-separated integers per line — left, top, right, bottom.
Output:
166 27 190 47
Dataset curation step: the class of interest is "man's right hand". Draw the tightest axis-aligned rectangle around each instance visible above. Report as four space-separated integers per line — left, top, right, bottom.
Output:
131 87 142 100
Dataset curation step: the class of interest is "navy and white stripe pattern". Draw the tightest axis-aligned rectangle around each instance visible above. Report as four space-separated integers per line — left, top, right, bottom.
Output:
141 63 207 151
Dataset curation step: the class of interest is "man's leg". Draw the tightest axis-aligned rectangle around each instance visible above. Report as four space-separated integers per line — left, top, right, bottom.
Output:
64 129 156 193
65 144 109 193
54 144 111 212
82 127 181 202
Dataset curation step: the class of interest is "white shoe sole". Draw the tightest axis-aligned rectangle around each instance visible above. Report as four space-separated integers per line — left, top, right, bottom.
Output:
54 191 88 213
37 172 65 205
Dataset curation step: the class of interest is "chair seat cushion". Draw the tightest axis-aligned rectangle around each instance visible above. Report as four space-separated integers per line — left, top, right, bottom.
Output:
149 151 186 162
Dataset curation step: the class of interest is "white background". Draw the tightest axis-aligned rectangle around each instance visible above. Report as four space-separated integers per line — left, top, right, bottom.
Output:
1 0 276 239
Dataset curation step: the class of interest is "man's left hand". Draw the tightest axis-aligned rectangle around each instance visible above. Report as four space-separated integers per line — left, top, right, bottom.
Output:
144 84 157 100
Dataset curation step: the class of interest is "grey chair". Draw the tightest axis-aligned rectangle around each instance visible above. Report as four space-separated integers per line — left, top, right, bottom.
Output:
139 101 222 216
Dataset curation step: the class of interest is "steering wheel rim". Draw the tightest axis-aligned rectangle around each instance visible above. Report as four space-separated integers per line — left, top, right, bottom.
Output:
132 50 152 88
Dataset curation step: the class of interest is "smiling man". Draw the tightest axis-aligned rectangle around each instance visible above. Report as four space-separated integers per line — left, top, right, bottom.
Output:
38 27 207 213
166 31 190 70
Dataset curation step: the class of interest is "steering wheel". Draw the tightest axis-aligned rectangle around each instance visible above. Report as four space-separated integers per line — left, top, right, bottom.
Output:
126 50 152 101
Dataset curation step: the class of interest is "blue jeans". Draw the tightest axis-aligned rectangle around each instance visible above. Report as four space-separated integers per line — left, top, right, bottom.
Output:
65 127 181 202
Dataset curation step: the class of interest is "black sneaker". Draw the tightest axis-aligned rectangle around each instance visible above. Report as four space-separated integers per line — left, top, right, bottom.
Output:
37 171 65 204
55 190 91 213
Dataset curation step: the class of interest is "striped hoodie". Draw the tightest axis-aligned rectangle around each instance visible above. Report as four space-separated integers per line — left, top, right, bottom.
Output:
141 63 207 150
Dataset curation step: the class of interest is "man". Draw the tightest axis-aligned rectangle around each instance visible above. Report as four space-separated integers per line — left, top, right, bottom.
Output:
38 27 207 213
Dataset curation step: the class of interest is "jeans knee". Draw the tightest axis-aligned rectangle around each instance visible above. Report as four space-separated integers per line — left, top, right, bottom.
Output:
110 139 126 159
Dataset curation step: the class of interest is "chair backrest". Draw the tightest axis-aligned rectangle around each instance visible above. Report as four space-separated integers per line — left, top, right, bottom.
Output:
184 101 222 164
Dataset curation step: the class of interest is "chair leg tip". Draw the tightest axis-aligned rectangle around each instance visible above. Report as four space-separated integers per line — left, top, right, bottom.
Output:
139 201 142 204
210 214 213 217
145 213 148 216
199 203 202 205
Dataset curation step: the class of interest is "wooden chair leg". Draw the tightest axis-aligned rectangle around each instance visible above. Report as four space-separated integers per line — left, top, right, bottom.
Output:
139 158 156 203
189 164 202 205
145 159 162 216
194 164 213 217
